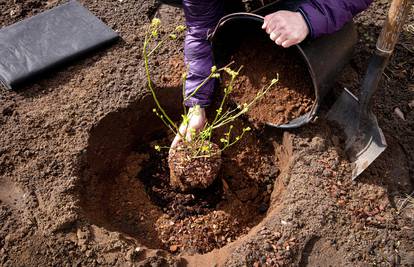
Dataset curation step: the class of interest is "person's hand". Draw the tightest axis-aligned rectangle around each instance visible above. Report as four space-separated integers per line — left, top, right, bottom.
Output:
262 10 309 48
171 106 207 148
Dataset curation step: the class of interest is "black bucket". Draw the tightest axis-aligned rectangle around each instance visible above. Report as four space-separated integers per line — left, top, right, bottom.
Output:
209 4 357 128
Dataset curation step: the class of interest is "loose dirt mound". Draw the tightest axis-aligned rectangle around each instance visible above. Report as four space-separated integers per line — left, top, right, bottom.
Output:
227 38 314 126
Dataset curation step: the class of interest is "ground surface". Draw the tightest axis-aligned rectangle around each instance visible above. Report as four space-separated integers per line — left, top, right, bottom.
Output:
0 0 413 266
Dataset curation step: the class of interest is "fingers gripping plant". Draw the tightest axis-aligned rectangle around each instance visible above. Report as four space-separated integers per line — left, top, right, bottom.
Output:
143 18 278 191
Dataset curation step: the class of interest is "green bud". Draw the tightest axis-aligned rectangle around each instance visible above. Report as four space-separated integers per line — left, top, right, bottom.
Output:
224 67 238 78
151 18 161 28
175 25 186 33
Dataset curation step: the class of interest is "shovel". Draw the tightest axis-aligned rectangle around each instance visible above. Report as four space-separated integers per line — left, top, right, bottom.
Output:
327 0 412 180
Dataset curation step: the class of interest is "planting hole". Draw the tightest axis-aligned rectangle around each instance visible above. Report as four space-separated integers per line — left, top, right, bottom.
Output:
79 89 279 254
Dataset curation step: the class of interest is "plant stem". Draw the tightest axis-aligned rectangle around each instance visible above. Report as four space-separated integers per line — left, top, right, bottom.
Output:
148 39 165 57
183 73 214 102
143 31 179 134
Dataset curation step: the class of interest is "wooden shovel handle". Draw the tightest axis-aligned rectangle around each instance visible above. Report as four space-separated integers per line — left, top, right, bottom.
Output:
376 0 412 54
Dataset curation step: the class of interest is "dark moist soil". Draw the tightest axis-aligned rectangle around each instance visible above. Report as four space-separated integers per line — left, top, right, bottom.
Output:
133 120 278 254
226 37 315 126
0 1 413 266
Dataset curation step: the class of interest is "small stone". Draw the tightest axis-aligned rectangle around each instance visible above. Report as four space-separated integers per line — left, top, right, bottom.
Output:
277 239 284 246
394 107 405 120
310 136 326 152
408 100 414 109
273 231 282 239
259 203 268 213
266 184 273 192
264 243 273 251
322 169 332 177
85 250 93 257
260 229 271 235
169 245 178 253
337 199 346 206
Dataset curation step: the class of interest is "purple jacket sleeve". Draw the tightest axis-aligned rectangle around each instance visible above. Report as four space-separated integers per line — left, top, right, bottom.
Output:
183 0 223 107
183 0 372 107
298 0 373 38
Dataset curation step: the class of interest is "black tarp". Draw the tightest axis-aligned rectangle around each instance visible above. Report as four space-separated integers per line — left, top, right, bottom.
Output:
0 0 119 90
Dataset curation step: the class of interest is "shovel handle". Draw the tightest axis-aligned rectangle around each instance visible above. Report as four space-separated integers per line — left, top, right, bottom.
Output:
376 0 412 54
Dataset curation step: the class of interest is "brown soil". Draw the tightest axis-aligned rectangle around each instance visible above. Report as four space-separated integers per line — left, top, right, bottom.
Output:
168 141 222 192
226 37 315 126
159 55 186 88
0 1 413 266
81 116 277 256
141 120 277 254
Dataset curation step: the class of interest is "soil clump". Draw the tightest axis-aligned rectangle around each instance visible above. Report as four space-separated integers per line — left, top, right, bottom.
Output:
168 141 222 192
133 125 277 254
227 37 315 126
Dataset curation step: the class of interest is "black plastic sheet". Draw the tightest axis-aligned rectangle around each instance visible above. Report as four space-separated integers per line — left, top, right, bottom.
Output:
0 0 119 90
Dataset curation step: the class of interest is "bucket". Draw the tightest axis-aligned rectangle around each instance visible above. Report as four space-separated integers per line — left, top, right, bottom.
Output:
209 2 358 128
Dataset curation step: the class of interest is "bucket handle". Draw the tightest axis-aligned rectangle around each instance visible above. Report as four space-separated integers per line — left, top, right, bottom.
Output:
208 12 264 41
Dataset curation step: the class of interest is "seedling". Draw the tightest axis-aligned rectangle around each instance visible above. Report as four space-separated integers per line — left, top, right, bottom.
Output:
143 18 278 191
143 18 278 158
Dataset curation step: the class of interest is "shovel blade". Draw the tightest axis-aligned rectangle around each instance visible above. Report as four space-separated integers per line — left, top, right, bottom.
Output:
326 88 387 180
